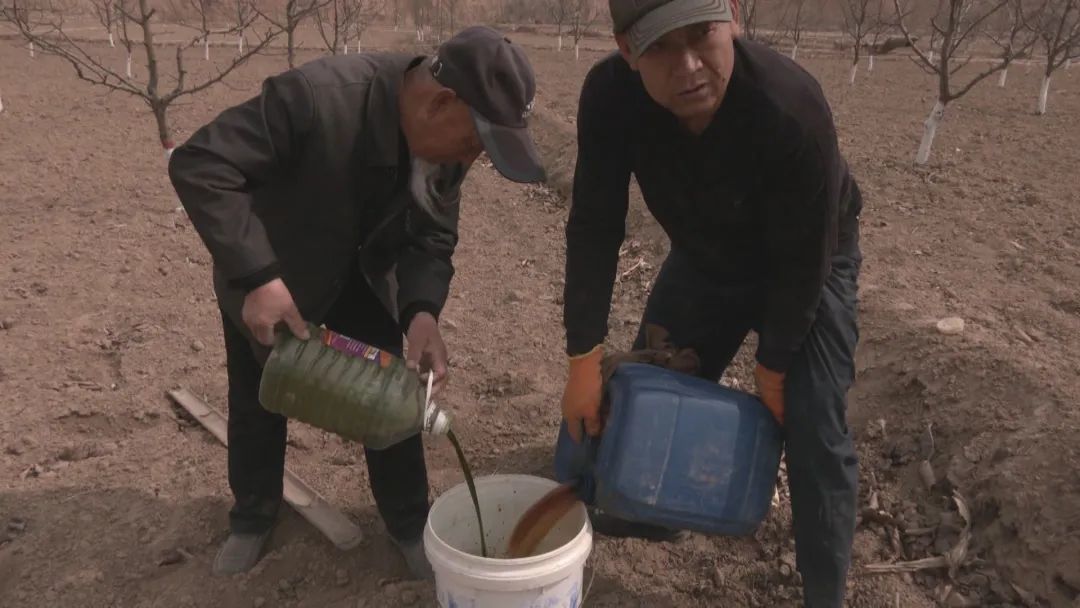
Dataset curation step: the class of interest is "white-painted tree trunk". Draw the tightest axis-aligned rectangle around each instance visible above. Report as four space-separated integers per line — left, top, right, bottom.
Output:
29 42 35 58
343 41 348 54
928 49 935 64
999 66 1009 87
558 35 563 51
204 37 210 61
126 52 133 78
790 44 798 60
0 87 4 113
575 41 580 60
916 100 946 165
356 39 360 53
868 54 875 72
1037 74 1051 115
849 62 858 85
416 27 423 42
109 32 115 47
1066 58 1072 70
238 33 244 55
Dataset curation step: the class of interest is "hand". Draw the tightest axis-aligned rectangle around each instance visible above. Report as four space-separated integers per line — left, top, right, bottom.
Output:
561 346 605 443
754 363 786 425
241 278 310 346
406 312 448 398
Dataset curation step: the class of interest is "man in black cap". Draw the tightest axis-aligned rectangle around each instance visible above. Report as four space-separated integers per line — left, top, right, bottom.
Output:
169 25 544 579
559 1 863 606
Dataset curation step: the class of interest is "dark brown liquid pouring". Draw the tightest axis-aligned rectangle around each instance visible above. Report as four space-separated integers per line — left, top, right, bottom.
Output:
447 429 488 558
506 482 582 559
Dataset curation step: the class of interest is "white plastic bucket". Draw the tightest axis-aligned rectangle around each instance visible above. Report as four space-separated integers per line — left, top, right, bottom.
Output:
424 474 593 608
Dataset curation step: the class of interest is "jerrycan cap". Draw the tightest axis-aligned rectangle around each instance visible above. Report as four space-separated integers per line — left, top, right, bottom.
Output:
422 372 452 436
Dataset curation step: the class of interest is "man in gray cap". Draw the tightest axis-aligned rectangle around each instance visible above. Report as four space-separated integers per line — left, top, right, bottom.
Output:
559 1 863 606
169 25 544 579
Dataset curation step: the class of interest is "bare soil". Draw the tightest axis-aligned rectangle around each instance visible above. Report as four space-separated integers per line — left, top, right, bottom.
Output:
2 26 1079 608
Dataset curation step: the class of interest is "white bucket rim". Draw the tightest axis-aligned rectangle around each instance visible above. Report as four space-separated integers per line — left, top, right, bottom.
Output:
425 474 593 585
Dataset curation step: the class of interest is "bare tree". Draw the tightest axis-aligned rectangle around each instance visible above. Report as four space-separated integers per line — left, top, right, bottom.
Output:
894 0 1018 164
739 0 760 40
840 0 882 84
93 0 116 47
411 0 427 41
569 0 597 60
548 0 570 51
232 0 255 54
116 0 136 77
1034 0 1080 113
171 0 220 61
782 0 809 60
865 0 893 72
259 0 332 68
989 0 1042 87
2 0 277 156
316 0 360 53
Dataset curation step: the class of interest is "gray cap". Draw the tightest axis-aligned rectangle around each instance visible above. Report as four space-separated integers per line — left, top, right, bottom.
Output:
610 0 734 58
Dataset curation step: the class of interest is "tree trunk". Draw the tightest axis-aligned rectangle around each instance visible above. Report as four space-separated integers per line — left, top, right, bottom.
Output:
999 66 1008 87
343 41 348 54
126 51 133 78
791 44 798 60
109 32 115 47
928 49 934 63
1066 58 1072 70
0 87 4 113
849 62 857 85
356 39 360 53
868 54 874 72
916 100 945 165
153 102 174 159
29 42 35 58
287 28 296 68
558 34 563 51
238 33 244 55
575 40 580 60
204 36 210 61
1037 74 1051 115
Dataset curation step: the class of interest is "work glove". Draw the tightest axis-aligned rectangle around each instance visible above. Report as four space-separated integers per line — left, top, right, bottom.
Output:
754 363 786 425
561 345 605 443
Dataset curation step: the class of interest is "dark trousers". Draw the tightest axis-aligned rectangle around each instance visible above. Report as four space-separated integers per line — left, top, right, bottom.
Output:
221 270 430 541
634 236 861 608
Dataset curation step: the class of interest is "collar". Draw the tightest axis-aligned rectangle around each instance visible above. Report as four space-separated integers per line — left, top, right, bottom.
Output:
362 54 426 167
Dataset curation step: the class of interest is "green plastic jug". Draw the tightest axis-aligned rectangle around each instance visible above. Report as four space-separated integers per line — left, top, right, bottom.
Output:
258 323 451 449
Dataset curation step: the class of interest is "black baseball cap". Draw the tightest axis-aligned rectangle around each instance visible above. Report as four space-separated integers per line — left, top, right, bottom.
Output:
431 26 546 184
611 0 734 58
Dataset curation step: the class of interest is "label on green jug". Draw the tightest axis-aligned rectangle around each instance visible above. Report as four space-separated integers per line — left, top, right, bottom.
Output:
323 329 392 368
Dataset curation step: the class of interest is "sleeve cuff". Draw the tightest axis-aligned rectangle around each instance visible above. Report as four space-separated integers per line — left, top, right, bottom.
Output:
228 262 282 293
400 301 441 331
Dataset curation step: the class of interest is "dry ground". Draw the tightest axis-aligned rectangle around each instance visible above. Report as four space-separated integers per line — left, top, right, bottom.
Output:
1 24 1079 608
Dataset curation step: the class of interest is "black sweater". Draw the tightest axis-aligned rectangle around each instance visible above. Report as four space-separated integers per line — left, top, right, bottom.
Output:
563 38 861 372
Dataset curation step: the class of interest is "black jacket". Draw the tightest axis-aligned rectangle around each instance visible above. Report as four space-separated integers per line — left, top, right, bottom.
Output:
169 52 466 343
565 39 862 372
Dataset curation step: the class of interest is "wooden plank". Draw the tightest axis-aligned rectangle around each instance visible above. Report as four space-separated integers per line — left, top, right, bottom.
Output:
167 387 364 551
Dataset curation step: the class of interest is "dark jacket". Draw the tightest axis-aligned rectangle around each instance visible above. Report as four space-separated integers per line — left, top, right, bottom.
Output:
169 52 466 343
565 39 862 372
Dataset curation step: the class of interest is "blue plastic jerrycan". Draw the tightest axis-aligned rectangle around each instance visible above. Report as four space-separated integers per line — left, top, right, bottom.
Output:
554 362 784 536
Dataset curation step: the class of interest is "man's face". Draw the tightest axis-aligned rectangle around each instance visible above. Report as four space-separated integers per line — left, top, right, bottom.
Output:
408 93 484 166
619 21 736 126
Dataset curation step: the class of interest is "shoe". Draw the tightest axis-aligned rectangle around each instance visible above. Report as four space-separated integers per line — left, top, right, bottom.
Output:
392 536 434 581
588 508 688 543
212 529 272 575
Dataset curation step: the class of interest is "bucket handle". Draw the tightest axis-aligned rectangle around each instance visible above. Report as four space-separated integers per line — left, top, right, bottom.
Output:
424 372 435 408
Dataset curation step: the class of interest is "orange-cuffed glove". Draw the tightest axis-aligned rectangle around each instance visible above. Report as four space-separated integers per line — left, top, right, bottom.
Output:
561 345 605 443
754 363 786 425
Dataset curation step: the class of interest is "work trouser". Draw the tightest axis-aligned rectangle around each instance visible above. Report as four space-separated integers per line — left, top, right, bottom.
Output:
220 268 430 542
634 231 861 608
